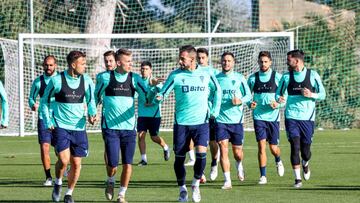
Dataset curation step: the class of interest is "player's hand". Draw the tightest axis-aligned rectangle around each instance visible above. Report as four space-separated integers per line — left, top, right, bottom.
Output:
270 100 279 109
0 124 7 129
302 88 313 98
278 96 286 103
250 101 257 109
88 116 97 125
232 95 242 106
31 103 39 111
150 77 165 86
155 95 163 102
48 125 54 131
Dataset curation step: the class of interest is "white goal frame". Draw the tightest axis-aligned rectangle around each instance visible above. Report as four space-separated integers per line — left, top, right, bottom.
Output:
17 32 294 137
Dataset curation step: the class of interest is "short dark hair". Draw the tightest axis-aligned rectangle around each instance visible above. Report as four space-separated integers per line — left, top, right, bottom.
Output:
103 50 116 58
66 51 86 66
141 61 152 69
43 55 57 64
179 45 197 54
197 48 209 56
287 49 305 61
221 51 235 60
258 51 272 60
115 48 132 61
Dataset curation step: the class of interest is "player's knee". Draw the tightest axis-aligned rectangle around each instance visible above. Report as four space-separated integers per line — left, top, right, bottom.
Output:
290 137 301 165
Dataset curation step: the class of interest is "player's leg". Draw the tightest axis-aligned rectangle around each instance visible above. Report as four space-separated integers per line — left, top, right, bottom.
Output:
52 127 71 202
216 122 232 189
191 123 209 202
267 121 284 177
231 123 245 182
38 119 53 186
104 129 120 201
149 117 170 161
137 117 148 166
208 118 219 181
63 129 88 203
254 120 268 184
173 124 190 202
299 120 314 181
117 129 136 203
286 119 302 188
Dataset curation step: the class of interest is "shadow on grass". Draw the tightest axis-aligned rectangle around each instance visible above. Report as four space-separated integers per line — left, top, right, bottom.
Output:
283 185 360 191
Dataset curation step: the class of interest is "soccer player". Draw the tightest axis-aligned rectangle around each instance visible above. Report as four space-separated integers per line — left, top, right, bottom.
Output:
95 48 147 203
215 52 251 189
28 55 58 186
0 80 8 128
97 50 117 168
41 50 97 203
247 51 285 185
276 49 326 188
155 45 221 202
136 61 170 166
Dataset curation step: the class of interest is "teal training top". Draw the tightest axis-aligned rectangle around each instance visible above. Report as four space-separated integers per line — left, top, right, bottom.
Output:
199 65 220 111
247 69 284 122
40 70 96 131
95 71 147 130
155 66 221 125
276 67 326 121
28 72 58 119
137 77 162 118
216 71 252 124
0 81 9 126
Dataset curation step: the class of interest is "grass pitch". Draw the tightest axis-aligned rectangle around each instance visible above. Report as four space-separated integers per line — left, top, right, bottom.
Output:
0 129 359 202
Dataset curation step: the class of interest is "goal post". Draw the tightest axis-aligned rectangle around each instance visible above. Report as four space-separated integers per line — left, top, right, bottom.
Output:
13 32 294 137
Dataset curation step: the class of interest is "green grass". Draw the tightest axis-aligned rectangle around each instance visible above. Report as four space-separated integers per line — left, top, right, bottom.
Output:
0 129 359 203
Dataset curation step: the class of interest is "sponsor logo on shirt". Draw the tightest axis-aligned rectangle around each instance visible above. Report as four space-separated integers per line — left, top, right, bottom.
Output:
113 84 130 92
182 85 206 93
223 89 236 94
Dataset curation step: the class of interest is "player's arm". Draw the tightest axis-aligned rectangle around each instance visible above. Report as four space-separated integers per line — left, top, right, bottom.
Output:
94 73 105 106
40 78 58 129
133 74 148 103
238 75 252 105
155 71 176 103
247 74 256 109
209 73 221 118
28 78 40 111
273 72 286 108
0 81 9 128
275 74 288 104
305 70 326 101
85 76 97 125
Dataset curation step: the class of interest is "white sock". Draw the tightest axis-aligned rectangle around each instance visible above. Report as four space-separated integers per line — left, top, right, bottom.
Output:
192 178 200 187
119 186 127 196
189 150 195 162
55 178 62 185
107 176 115 183
65 188 73 196
302 160 309 167
179 185 187 192
163 144 169 151
293 168 301 180
223 171 231 182
141 154 147 162
236 160 243 171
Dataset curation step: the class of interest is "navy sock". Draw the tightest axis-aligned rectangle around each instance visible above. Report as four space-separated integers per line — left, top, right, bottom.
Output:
260 166 266 177
45 169 52 179
174 156 186 186
194 153 207 179
275 156 281 163
211 159 217 167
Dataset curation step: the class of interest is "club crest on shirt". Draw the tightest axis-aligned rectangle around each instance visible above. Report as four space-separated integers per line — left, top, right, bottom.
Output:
200 76 204 83
182 78 185 84
232 80 236 86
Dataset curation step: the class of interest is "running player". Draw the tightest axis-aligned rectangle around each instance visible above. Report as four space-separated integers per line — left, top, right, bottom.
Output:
0 80 8 128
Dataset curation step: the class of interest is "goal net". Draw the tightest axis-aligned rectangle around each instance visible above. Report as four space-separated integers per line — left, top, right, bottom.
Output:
0 32 293 136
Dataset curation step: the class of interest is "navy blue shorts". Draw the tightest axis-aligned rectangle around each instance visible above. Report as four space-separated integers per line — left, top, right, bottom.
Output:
37 119 54 145
173 123 209 156
137 117 161 136
103 128 136 167
215 122 244 145
254 120 280 145
209 118 216 141
285 119 314 144
53 127 88 157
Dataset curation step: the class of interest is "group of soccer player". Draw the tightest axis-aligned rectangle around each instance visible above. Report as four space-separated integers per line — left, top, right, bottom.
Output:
25 44 325 203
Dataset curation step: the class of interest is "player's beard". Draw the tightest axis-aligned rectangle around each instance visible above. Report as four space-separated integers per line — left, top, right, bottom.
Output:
45 68 55 76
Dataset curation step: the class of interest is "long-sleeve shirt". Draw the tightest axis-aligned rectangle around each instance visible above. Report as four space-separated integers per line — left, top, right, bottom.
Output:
247 69 284 122
137 77 162 118
40 70 96 131
216 71 252 124
28 72 58 119
95 70 147 130
0 81 9 126
156 67 221 125
276 67 326 121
